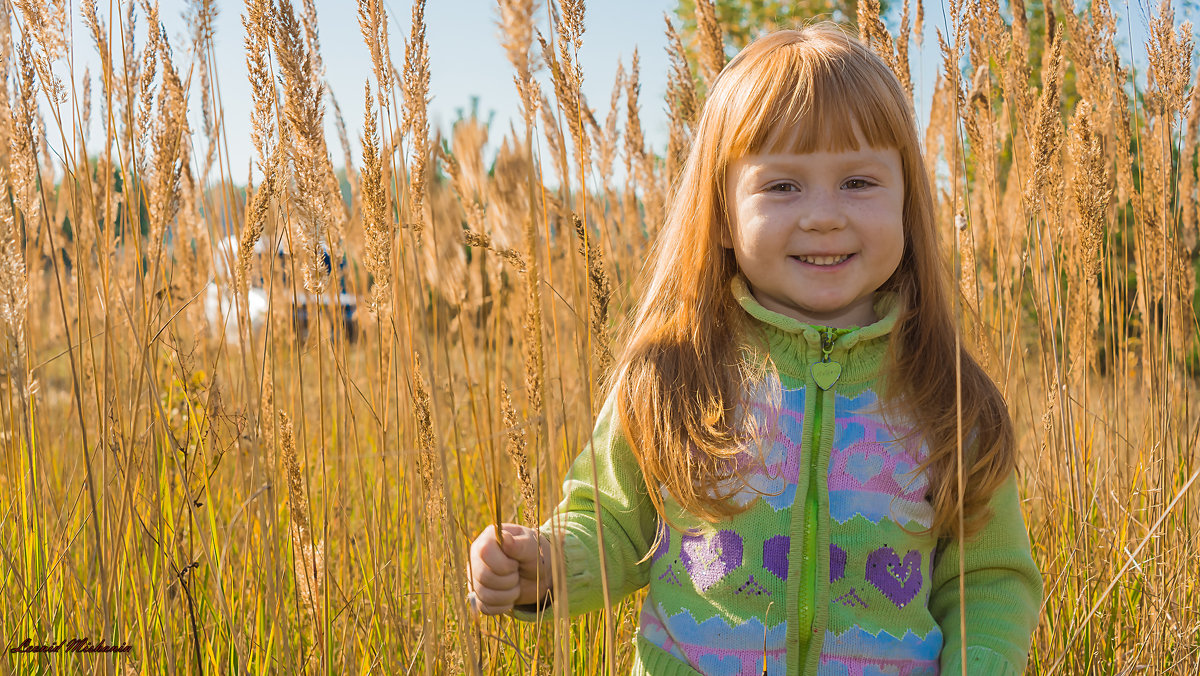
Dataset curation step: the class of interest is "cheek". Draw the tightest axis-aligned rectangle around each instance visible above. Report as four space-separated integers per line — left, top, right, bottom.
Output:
883 224 906 278
889 229 905 267
733 229 774 263
732 214 778 249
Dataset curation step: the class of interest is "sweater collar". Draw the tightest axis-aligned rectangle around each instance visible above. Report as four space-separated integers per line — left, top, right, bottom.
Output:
731 275 902 383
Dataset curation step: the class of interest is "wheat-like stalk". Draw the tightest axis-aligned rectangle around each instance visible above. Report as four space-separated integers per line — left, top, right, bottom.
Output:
80 66 92 142
501 382 536 527
132 4 158 176
260 374 275 451
1144 0 1195 376
596 62 624 198
243 0 276 172
539 27 591 192
9 38 39 229
357 0 392 93
1178 71 1200 255
273 0 332 294
693 0 725 87
463 230 527 274
497 0 540 125
299 0 325 82
521 234 545 420
13 0 65 107
361 85 391 317
238 161 276 297
896 0 914 98
147 24 189 252
1066 101 1110 382
539 89 569 189
443 118 490 236
0 199 26 395
664 16 697 184
859 0 904 92
411 352 445 522
402 0 430 238
1025 25 1064 227
622 49 663 240
573 214 612 380
278 409 323 634
279 408 310 532
188 1 218 182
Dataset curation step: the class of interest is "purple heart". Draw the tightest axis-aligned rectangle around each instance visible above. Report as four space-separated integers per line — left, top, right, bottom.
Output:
763 535 789 580
865 546 922 608
651 520 670 563
680 530 743 591
830 544 847 582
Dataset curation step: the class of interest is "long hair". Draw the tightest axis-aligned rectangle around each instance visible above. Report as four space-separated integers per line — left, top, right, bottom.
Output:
609 23 1013 539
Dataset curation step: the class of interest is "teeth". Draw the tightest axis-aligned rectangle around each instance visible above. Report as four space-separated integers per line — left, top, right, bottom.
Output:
796 254 850 266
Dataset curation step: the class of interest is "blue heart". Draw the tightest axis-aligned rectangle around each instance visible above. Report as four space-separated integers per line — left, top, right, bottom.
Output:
847 453 884 484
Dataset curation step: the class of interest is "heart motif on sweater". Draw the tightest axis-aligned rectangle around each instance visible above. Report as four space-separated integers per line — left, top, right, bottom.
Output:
829 543 847 582
846 452 885 484
810 361 842 390
865 546 923 608
680 530 743 592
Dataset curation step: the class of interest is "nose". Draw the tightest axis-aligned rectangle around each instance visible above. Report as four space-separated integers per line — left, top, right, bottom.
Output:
796 190 846 232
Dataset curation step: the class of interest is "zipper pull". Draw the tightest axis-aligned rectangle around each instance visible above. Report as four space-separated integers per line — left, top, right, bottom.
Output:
810 327 842 390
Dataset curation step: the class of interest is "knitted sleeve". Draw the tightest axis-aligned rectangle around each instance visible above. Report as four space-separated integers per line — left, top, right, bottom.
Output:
511 393 658 620
929 472 1044 675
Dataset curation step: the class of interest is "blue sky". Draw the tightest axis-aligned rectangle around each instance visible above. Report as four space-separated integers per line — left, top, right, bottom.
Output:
61 0 1179 186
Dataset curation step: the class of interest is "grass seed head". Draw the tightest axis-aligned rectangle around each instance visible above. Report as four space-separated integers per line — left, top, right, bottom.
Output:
361 85 392 317
1026 27 1064 222
693 0 725 87
402 0 431 238
9 38 40 228
357 0 392 92
501 382 537 527
412 353 445 523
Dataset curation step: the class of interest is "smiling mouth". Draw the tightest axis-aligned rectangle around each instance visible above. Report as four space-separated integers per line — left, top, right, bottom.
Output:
792 254 853 266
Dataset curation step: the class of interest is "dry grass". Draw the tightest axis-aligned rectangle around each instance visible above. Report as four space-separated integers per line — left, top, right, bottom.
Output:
1 0 1198 673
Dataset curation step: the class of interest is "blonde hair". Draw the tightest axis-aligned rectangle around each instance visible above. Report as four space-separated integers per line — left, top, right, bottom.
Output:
609 23 1013 539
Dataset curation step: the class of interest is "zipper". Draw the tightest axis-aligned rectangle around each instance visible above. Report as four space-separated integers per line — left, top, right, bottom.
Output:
797 327 843 671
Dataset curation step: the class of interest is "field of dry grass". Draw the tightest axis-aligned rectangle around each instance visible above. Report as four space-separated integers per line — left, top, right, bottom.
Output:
1 0 1198 673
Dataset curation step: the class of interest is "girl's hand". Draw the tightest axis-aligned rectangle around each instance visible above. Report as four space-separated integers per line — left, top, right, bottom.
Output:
468 523 552 615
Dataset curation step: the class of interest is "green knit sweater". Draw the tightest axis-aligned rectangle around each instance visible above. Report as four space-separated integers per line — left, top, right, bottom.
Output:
516 279 1042 674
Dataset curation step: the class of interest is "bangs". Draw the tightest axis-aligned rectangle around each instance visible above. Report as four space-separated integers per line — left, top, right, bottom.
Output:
718 32 914 158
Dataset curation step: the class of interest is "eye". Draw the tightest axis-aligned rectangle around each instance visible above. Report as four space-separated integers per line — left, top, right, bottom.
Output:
767 182 799 192
843 178 873 190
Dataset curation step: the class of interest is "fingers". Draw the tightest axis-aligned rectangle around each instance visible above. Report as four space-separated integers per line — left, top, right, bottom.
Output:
468 524 549 615
474 525 520 576
498 523 545 569
468 524 522 614
474 585 520 615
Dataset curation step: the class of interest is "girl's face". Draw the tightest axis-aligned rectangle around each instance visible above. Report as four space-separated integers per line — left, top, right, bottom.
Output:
722 126 905 329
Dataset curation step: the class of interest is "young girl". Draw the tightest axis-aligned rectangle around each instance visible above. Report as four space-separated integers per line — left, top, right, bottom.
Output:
469 24 1042 675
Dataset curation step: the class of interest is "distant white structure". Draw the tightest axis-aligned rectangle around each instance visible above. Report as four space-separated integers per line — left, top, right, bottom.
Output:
204 235 359 343
204 235 269 342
